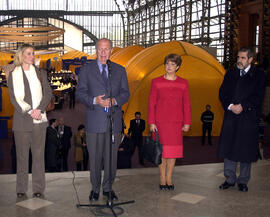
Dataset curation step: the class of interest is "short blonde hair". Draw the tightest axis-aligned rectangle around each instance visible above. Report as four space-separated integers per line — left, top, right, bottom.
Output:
14 44 35 66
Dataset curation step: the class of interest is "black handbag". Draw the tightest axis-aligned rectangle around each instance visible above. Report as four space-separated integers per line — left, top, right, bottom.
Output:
143 131 162 166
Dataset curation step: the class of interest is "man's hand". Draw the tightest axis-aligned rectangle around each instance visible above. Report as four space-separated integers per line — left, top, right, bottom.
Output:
111 98 117 106
30 109 42 120
96 94 111 107
231 104 243 115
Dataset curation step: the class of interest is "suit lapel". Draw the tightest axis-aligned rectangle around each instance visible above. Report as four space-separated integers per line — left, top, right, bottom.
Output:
246 64 254 77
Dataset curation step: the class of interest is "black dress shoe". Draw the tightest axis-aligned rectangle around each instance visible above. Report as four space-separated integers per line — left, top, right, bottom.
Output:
238 183 248 192
167 184 175 190
17 193 26 198
89 191 99 201
219 181 235 190
33 193 42 198
159 185 167 190
103 190 118 201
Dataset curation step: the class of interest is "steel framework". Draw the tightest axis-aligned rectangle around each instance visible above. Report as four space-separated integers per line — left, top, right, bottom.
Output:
122 0 227 62
0 0 125 53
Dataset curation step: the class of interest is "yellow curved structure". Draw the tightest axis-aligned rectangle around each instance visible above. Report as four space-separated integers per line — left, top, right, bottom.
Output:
61 50 92 59
122 41 225 136
0 52 13 68
110 45 144 67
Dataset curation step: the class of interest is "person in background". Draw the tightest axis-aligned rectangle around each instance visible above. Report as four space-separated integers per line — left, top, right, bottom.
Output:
121 110 126 134
74 124 88 171
8 44 52 198
218 47 266 192
201 104 214 146
56 117 72 171
69 75 77 109
45 119 61 172
117 134 133 169
148 53 192 190
128 111 146 166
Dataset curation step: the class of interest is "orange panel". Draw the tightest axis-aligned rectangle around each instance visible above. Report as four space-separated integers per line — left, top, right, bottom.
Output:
0 87 14 129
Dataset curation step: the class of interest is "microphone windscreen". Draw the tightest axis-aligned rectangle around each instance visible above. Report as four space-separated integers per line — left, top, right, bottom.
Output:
106 59 111 65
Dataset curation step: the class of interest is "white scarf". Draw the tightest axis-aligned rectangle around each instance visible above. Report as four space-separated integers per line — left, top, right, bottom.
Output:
12 65 47 123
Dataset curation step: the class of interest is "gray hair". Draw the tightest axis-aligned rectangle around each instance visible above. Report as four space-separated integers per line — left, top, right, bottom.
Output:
239 47 254 58
95 38 113 50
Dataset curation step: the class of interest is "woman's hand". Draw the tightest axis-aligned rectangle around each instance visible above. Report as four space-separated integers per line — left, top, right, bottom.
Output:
30 109 42 120
182 124 190 132
150 124 158 132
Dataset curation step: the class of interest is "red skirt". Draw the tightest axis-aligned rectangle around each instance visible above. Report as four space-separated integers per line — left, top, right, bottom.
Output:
156 122 183 158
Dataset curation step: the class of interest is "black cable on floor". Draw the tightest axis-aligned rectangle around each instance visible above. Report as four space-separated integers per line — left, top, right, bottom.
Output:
72 170 98 217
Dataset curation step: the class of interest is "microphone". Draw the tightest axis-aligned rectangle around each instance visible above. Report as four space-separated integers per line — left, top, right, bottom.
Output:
106 59 112 78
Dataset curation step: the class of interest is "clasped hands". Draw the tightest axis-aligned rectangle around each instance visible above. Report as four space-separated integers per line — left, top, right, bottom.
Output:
230 104 243 115
30 109 42 120
96 94 116 108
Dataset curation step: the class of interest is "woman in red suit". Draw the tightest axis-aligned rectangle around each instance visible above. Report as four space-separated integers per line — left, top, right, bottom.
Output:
148 54 192 190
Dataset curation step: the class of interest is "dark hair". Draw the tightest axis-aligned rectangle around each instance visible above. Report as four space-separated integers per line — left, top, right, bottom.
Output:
206 104 211 109
239 47 254 58
78 124 85 131
164 54 182 68
49 118 56 126
135 112 141 116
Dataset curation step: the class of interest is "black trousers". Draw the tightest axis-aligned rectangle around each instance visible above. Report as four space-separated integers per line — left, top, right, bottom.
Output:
82 147 89 171
61 148 69 171
202 124 212 145
131 136 144 164
224 158 251 184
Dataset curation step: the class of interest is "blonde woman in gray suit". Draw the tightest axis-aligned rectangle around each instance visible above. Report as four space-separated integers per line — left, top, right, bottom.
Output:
8 44 52 198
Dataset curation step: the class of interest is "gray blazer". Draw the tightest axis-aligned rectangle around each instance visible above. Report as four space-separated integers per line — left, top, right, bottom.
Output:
8 66 52 131
76 60 130 133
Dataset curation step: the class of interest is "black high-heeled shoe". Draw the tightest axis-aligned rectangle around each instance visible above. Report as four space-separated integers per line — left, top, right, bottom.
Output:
167 184 175 190
159 184 167 190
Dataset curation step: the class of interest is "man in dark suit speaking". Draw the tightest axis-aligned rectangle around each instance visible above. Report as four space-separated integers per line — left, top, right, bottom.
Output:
218 47 266 192
76 38 130 201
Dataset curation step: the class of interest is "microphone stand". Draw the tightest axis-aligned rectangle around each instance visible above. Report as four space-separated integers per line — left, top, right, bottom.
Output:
76 60 134 217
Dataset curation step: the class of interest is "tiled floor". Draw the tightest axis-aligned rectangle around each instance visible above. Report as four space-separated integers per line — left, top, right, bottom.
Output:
1 160 270 217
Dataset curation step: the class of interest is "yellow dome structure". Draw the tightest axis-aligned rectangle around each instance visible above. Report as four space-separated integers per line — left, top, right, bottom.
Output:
61 50 92 59
110 45 144 67
122 41 225 136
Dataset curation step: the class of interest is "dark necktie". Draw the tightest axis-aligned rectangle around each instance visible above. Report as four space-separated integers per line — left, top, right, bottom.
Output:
240 69 246 77
102 64 108 87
